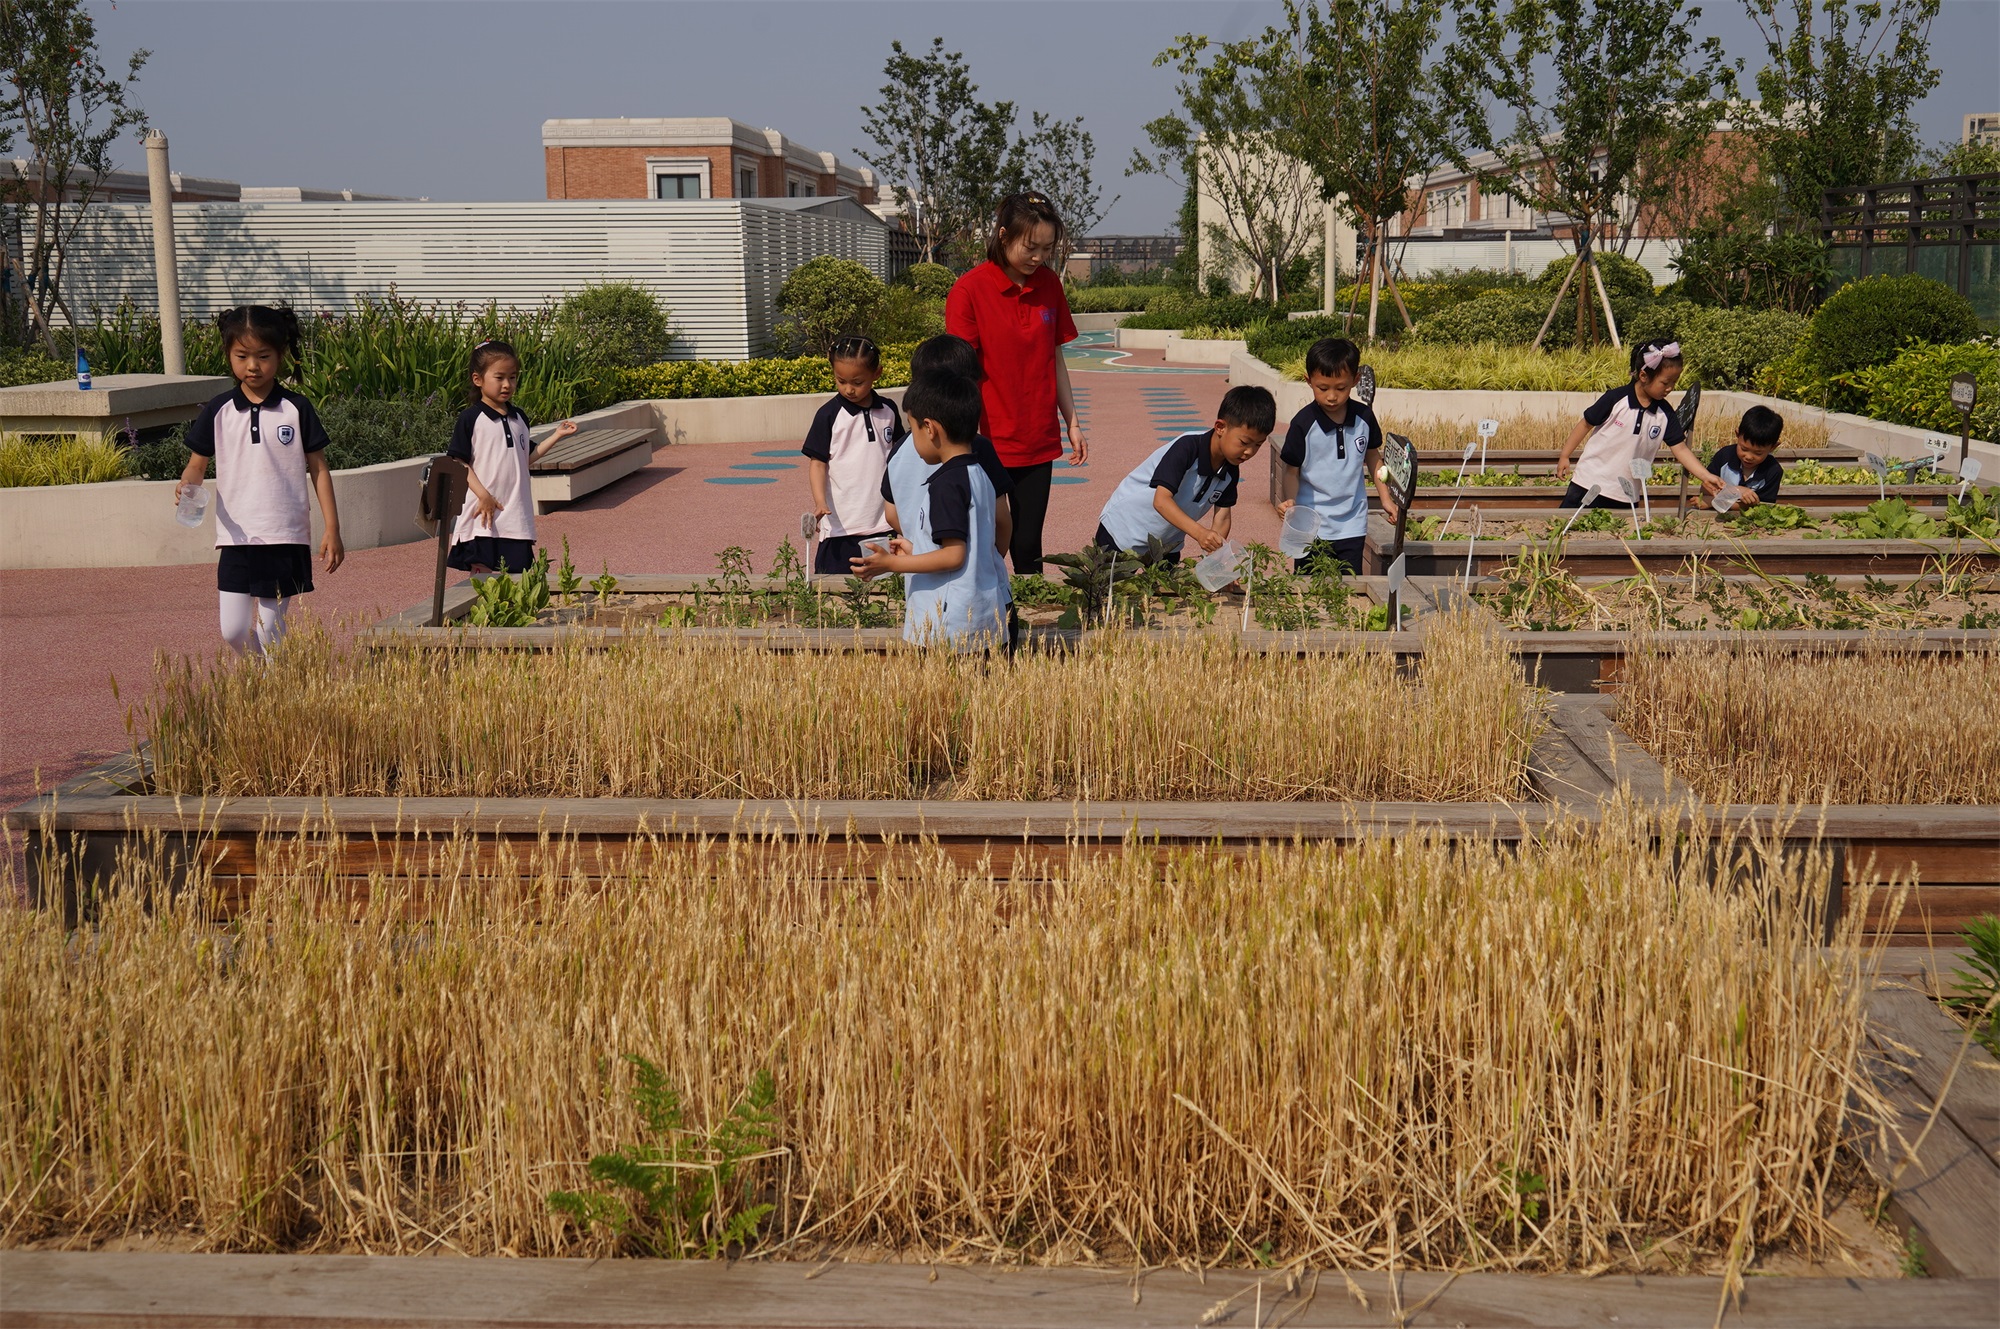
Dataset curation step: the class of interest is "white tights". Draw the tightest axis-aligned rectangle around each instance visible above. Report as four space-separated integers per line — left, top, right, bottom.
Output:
219 592 291 655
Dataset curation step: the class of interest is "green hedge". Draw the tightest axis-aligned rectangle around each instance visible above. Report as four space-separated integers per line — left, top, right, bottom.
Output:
1066 285 1175 315
1799 276 1980 410
1119 290 1312 331
611 348 914 401
129 392 465 481
1620 301 1810 391
0 347 66 388
1835 339 1998 442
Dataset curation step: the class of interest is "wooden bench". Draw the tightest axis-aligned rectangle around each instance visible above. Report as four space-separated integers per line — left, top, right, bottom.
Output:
527 426 654 512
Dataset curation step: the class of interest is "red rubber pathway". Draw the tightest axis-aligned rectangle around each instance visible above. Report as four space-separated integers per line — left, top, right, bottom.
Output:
0 357 1273 810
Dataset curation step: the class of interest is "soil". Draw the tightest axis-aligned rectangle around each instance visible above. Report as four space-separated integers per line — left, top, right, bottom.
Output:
1409 511 1981 545
1476 576 2000 632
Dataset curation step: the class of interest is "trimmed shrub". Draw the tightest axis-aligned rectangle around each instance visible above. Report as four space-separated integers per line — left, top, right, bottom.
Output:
1837 338 1998 442
1537 252 1656 302
1122 291 1285 331
775 257 886 354
1622 301 1810 391
1406 289 1553 347
612 348 914 401
0 347 66 387
131 392 464 481
872 287 947 346
555 283 673 368
1669 230 1829 313
897 263 957 300
1803 275 1979 406
1067 285 1174 315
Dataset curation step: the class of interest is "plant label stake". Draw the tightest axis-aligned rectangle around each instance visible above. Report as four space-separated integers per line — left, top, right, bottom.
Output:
800 511 820 615
1558 486 1602 537
1443 440 1478 534
1621 477 1643 534
1950 371 1978 465
1628 457 1652 525
1462 508 1483 589
1863 452 1888 502
1957 456 1984 503
1386 553 1407 630
1477 417 1498 473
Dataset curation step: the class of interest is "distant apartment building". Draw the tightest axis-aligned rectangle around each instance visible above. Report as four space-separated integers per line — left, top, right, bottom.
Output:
542 118 877 205
1966 114 2000 147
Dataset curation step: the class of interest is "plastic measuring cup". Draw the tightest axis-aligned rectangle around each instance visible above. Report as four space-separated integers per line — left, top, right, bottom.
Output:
174 484 208 528
1710 486 1743 513
1277 505 1318 557
1193 540 1248 591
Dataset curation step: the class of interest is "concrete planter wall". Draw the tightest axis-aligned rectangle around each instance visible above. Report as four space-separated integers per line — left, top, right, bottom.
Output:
1112 327 1249 365
0 454 435 571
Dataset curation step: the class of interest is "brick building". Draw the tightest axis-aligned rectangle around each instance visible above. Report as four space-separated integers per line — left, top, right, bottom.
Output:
542 118 877 205
4 160 404 204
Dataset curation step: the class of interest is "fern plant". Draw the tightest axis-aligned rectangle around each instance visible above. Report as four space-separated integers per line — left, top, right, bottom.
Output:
549 1057 779 1258
1946 916 2000 1057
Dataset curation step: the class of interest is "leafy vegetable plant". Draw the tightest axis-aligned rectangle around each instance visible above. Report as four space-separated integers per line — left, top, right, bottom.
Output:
1945 916 2000 1057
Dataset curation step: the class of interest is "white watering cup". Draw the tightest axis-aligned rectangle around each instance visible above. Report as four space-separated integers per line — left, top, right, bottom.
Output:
1277 505 1318 558
174 484 208 528
1194 540 1249 591
1711 486 1743 513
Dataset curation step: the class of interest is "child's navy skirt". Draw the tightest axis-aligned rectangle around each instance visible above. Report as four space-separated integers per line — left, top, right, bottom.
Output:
447 537 537 573
218 544 314 598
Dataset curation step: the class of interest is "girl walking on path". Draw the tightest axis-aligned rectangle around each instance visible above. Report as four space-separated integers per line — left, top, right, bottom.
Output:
446 340 577 575
945 191 1086 575
175 305 343 654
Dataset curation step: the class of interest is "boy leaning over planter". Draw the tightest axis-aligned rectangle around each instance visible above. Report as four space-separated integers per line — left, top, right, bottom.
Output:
1703 406 1786 509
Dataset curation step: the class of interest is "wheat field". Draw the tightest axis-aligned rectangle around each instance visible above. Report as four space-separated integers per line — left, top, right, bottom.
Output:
1619 643 2000 804
1 811 1888 1270
142 614 1543 804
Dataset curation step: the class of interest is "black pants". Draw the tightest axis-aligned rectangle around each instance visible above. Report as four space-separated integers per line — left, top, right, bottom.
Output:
1092 523 1181 566
1559 482 1632 510
1006 461 1054 574
814 532 889 576
1294 537 1365 575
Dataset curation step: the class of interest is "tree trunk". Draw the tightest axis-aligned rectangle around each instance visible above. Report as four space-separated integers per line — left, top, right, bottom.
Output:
1366 228 1383 342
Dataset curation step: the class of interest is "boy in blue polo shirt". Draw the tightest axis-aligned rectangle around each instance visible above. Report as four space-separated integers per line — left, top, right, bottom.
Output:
1703 405 1786 508
1276 338 1398 574
855 365 1011 650
1094 385 1275 562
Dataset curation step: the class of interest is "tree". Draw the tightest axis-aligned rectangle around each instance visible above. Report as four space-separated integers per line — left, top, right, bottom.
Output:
1129 34 1322 302
856 38 1021 267
1021 111 1117 247
0 0 149 351
1447 0 1732 346
1919 136 2000 181
1261 0 1461 339
1743 0 1939 226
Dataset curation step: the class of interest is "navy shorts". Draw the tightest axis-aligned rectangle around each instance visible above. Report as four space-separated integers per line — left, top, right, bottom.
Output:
447 537 537 573
217 544 313 598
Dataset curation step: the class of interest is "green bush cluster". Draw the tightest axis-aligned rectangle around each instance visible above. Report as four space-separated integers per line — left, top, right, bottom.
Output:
1404 256 1657 350
1119 289 1315 331
1835 339 1998 442
775 257 948 353
1067 285 1174 315
612 348 914 401
128 392 466 481
79 286 669 419
0 347 66 387
1274 341 1628 392
1620 301 1810 390
1766 275 1983 413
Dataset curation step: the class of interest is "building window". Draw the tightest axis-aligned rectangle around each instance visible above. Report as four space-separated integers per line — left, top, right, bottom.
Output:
787 176 816 198
738 167 757 199
1424 185 1467 228
646 156 711 200
654 174 701 200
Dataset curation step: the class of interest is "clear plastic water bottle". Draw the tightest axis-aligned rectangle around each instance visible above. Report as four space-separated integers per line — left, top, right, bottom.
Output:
75 348 91 390
1710 486 1742 514
175 484 208 528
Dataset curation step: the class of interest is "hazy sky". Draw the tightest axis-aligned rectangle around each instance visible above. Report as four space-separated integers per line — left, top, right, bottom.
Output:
96 0 2000 233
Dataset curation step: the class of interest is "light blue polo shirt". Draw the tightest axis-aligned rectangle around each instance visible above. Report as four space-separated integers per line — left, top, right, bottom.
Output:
1096 431 1240 554
1279 400 1382 541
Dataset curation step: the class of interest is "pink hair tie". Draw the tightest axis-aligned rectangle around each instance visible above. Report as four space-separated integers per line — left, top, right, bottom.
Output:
1642 342 1681 370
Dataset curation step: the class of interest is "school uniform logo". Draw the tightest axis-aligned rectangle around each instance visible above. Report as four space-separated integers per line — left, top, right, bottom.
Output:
1040 308 1052 324
276 424 297 446
1647 424 1661 440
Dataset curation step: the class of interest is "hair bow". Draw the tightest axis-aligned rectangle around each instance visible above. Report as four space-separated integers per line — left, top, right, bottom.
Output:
1642 342 1681 370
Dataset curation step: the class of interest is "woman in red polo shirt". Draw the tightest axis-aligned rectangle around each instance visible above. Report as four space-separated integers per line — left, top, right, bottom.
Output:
945 191 1086 575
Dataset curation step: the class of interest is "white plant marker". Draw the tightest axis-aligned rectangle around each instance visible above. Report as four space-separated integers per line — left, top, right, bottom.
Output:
1462 508 1483 589
1477 417 1498 473
1957 456 1984 502
1386 552 1407 631
1628 456 1653 525
1863 452 1888 502
1559 485 1603 537
1621 476 1643 533
1441 439 1479 534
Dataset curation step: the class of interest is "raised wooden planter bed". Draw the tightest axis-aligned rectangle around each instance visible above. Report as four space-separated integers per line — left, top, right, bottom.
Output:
1399 483 1961 512
1367 512 2000 577
14 699 1993 941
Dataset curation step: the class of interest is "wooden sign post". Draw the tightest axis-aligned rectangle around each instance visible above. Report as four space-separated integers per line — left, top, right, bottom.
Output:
1950 371 1978 466
418 456 469 627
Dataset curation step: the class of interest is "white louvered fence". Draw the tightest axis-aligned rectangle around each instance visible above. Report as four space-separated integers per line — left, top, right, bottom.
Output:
41 198 892 360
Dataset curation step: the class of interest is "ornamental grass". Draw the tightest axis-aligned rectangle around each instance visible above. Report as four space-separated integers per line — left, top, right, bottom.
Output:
0 809 1892 1268
1389 412 1831 458
141 614 1542 803
1619 641 2000 804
